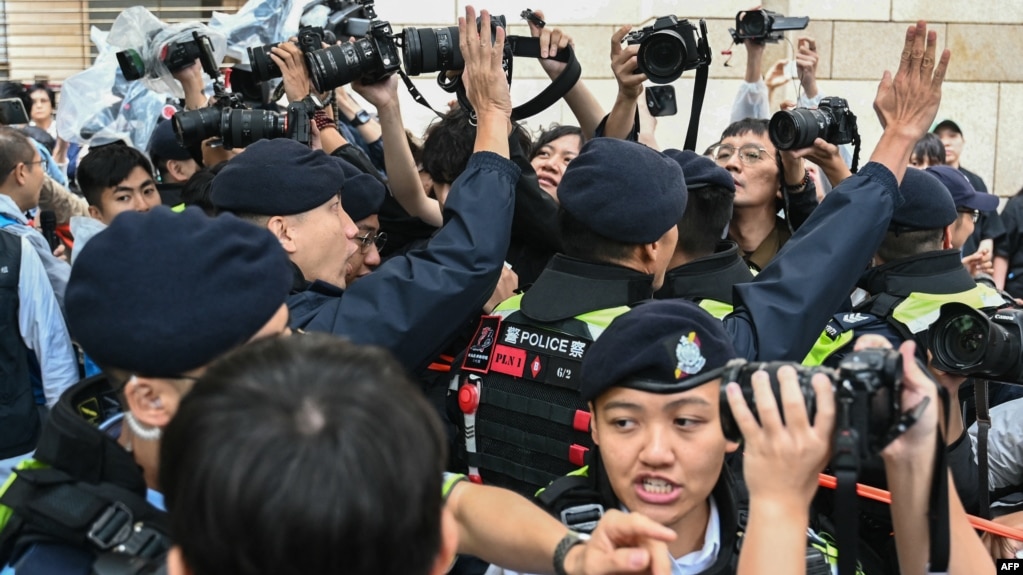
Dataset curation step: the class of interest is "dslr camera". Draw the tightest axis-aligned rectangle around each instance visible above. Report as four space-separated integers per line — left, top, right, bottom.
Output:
247 26 338 83
730 9 810 44
173 100 315 150
719 349 904 457
304 0 379 41
401 14 509 76
930 302 1023 382
117 33 208 81
304 19 401 92
768 96 857 151
624 16 711 84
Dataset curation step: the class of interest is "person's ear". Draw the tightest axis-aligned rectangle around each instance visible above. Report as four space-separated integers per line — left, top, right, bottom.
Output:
13 162 28 186
166 546 193 575
165 159 187 181
428 507 459 575
88 204 103 221
588 401 600 446
943 225 953 250
123 376 173 429
266 215 296 253
725 439 740 454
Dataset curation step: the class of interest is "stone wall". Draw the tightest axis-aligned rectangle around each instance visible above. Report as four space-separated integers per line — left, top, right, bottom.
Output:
7 0 1019 194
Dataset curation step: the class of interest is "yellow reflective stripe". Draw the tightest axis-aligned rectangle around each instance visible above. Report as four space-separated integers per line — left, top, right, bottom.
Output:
535 465 590 498
891 285 1004 334
803 329 854 366
442 472 467 500
493 293 524 315
0 459 49 530
577 306 631 339
698 299 734 319
170 203 187 213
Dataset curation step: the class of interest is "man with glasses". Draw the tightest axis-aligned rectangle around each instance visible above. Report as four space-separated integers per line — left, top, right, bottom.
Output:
0 127 69 308
211 27 518 374
709 118 818 271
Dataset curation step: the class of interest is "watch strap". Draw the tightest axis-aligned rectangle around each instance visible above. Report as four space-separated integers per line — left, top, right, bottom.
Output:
553 531 585 575
350 109 371 127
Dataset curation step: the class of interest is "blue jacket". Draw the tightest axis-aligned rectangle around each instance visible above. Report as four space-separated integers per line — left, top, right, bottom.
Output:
723 162 902 362
288 152 519 373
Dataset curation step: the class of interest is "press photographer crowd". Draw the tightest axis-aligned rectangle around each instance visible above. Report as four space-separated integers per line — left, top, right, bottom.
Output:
0 0 1021 573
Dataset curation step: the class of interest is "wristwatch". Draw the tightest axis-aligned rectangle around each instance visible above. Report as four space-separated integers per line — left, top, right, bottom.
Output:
553 531 586 575
349 109 372 127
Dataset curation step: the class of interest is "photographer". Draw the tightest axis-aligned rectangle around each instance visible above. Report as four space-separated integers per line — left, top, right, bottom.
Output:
731 337 994 575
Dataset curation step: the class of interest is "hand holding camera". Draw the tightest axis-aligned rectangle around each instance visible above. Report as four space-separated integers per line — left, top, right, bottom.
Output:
269 40 315 103
610 26 645 100
525 9 574 80
459 6 512 138
725 365 835 508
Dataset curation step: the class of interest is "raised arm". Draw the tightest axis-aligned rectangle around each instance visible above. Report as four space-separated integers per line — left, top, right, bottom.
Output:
353 76 443 226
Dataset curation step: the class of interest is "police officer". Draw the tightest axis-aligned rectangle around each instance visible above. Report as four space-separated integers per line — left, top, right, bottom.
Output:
450 137 688 495
654 150 753 318
489 299 836 575
0 207 292 573
210 20 519 374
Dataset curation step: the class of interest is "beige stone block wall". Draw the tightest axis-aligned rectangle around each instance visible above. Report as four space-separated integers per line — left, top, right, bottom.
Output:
9 0 1020 194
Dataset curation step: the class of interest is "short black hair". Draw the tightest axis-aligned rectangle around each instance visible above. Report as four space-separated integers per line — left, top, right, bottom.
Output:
0 127 36 187
877 228 945 262
420 107 475 185
912 133 945 165
28 83 56 109
677 184 735 258
559 207 636 263
530 124 582 160
77 143 155 206
720 118 769 140
160 333 447 575
180 161 228 216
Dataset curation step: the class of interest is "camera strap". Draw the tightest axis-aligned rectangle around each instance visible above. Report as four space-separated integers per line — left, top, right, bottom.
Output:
831 393 862 575
418 39 580 124
975 378 992 519
684 63 709 151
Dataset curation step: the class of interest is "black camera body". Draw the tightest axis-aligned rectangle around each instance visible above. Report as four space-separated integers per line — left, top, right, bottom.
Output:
248 26 338 83
730 9 810 44
306 19 401 92
117 34 203 81
930 302 1023 382
719 349 903 457
768 96 857 151
624 15 711 84
321 0 378 40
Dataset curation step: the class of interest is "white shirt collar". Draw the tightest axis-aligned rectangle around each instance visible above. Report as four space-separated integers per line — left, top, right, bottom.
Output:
670 496 721 575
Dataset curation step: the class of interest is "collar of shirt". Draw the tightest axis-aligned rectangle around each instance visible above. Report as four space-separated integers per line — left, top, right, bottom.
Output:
670 496 721 574
0 194 28 225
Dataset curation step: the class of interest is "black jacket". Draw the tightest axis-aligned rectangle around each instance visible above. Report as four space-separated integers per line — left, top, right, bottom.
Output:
655 241 753 305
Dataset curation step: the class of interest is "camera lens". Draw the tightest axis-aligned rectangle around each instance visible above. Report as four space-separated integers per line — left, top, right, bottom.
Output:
116 49 146 81
220 108 285 149
402 26 462 76
306 40 375 92
934 313 988 369
769 108 827 151
741 12 767 37
637 31 688 84
247 44 282 82
173 107 222 147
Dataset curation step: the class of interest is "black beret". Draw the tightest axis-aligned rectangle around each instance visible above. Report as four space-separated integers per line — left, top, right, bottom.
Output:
664 149 735 193
332 156 386 222
559 138 687 244
211 139 344 216
925 165 998 212
889 168 957 231
148 119 192 162
66 206 292 378
579 299 737 403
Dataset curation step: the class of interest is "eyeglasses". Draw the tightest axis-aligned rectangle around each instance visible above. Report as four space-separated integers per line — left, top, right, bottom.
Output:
355 231 387 253
708 143 774 166
6 159 43 175
958 209 980 223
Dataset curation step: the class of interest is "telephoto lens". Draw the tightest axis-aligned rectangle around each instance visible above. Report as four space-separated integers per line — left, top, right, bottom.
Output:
768 108 829 150
930 302 1023 381
220 108 285 149
401 26 462 75
247 44 282 82
172 107 222 147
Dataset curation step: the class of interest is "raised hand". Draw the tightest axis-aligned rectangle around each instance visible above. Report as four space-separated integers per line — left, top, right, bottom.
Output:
459 6 512 121
527 9 573 79
873 21 950 139
610 26 645 100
